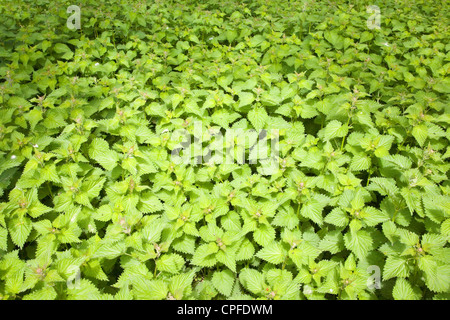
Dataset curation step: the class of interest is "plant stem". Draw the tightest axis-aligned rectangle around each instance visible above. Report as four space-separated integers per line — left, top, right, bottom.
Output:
366 170 372 187
47 182 53 199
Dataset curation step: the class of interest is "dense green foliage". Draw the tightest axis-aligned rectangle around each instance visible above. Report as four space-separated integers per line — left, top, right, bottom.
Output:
0 0 449 300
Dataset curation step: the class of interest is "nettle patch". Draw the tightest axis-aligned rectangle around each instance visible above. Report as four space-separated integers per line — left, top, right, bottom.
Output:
0 0 449 300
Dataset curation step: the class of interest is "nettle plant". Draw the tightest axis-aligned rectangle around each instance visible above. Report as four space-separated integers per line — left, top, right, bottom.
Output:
0 0 449 300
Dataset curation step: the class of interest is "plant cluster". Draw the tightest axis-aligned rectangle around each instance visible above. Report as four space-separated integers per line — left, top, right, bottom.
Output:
0 0 449 300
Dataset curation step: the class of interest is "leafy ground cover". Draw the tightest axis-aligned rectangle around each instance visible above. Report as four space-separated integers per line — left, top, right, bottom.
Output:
0 0 449 300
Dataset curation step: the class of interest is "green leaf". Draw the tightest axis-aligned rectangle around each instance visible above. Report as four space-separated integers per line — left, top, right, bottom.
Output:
169 270 196 300
350 153 371 171
424 264 450 293
0 226 7 251
412 124 428 147
300 200 324 226
253 224 275 247
236 238 255 261
289 242 321 268
88 138 119 171
66 279 102 300
5 270 24 295
28 201 52 218
212 270 235 297
248 107 268 130
383 256 410 280
93 205 113 222
54 43 73 59
191 243 219 268
172 235 196 255
324 208 349 227
256 242 285 265
23 286 57 300
319 230 344 254
216 250 237 273
8 217 32 248
156 254 184 274
41 164 60 183
323 120 348 141
324 30 344 49
343 230 373 260
363 207 389 226
392 278 420 300
92 241 126 259
134 279 168 300
138 194 163 213
238 92 255 108
239 268 265 295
